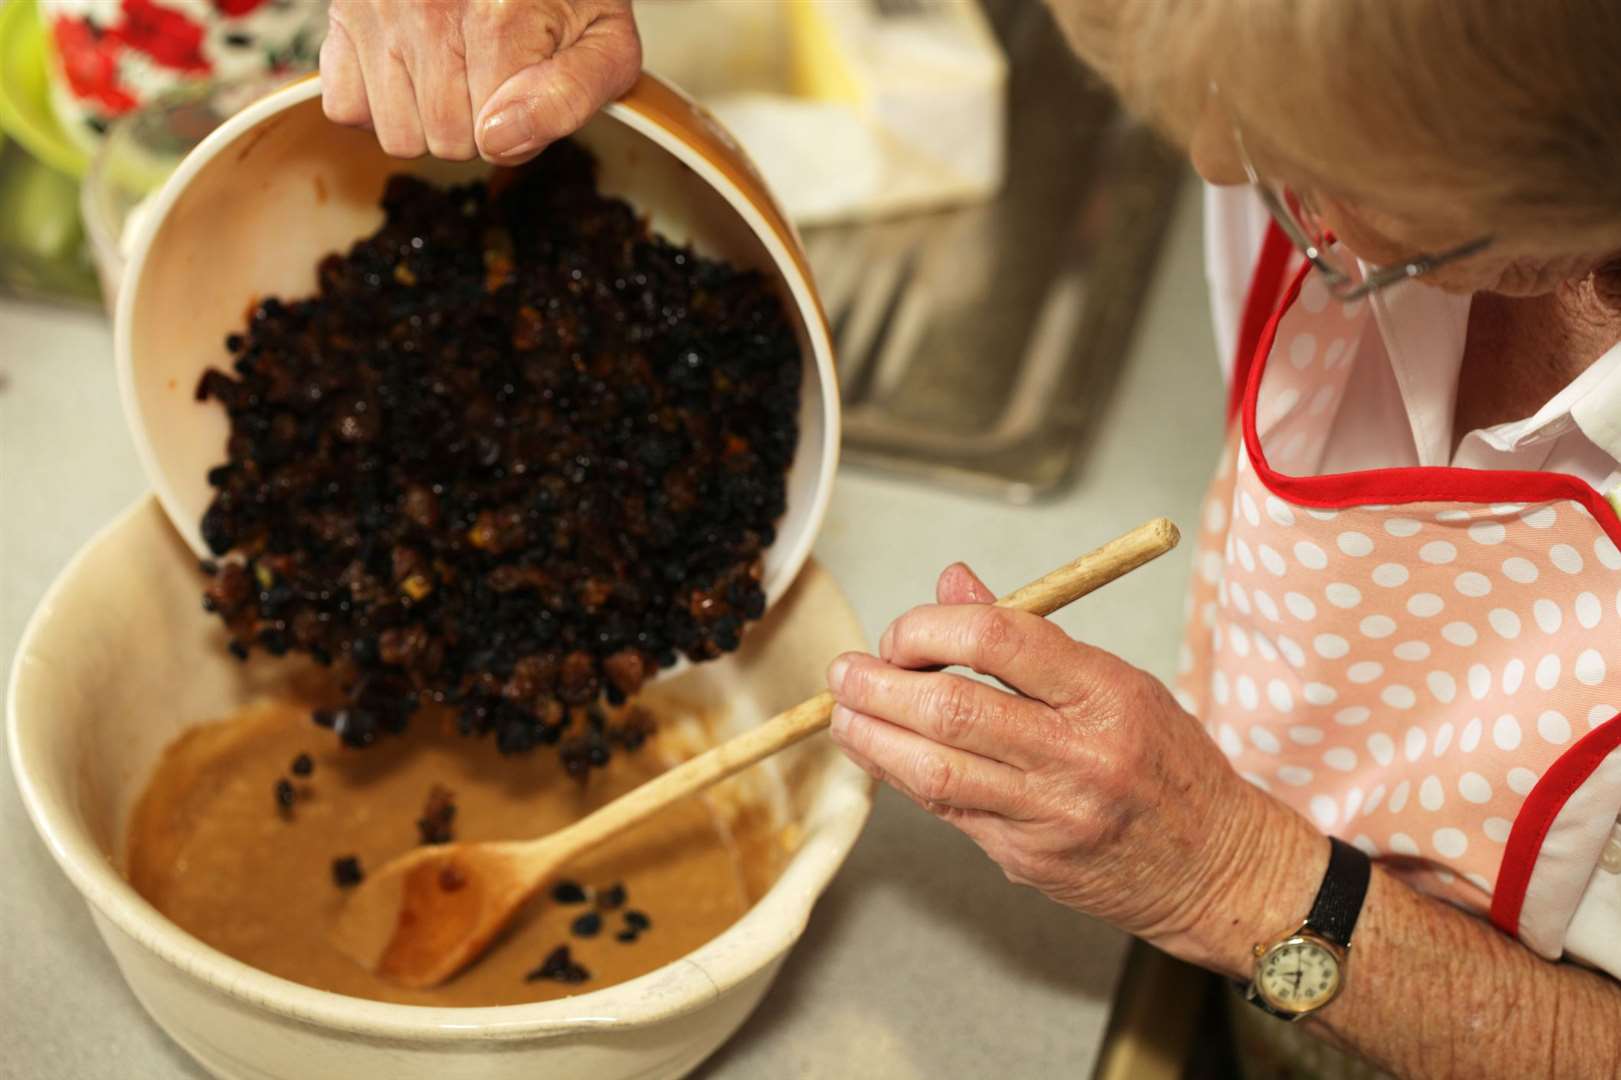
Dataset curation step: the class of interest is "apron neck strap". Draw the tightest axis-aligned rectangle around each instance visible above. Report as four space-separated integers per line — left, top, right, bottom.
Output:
1229 222 1297 427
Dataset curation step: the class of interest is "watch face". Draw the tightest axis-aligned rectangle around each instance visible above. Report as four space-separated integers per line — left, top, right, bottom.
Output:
1256 937 1342 1014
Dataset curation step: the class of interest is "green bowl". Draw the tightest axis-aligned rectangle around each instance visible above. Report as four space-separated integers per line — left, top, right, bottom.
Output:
0 0 90 178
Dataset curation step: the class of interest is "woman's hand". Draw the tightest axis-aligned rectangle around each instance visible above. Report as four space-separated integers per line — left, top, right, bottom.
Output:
826 562 1323 974
320 0 640 164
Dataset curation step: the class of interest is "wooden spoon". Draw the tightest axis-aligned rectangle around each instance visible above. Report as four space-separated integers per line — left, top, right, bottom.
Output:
332 517 1180 988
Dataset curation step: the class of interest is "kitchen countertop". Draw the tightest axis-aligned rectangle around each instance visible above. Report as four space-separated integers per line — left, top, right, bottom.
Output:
0 176 1225 1079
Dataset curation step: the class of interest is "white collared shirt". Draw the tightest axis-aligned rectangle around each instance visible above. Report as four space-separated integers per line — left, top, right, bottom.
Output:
1204 185 1621 494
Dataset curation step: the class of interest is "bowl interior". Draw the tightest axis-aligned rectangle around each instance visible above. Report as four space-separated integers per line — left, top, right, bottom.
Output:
9 494 871 1032
117 78 835 610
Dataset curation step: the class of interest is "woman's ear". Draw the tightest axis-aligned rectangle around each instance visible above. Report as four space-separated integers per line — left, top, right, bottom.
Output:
1190 94 1248 187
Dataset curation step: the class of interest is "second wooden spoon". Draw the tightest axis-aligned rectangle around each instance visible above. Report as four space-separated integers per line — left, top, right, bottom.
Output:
332 516 1180 988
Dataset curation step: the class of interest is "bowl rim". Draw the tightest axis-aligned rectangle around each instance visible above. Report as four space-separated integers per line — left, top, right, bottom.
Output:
7 494 873 1040
112 73 840 612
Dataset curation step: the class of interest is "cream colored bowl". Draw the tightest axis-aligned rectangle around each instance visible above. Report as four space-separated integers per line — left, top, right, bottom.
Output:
7 495 873 1080
114 73 838 612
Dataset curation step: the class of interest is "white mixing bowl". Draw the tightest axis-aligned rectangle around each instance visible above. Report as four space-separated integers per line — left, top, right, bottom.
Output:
8 495 873 1080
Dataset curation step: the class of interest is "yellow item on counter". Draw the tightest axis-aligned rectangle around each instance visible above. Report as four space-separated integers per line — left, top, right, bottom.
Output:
786 0 867 105
636 0 1005 225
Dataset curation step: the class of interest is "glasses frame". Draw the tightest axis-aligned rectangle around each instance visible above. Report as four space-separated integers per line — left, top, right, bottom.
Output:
1227 108 1493 301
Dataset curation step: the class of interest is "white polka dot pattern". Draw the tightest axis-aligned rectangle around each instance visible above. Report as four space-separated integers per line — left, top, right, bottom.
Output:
1493 714 1522 751
1421 541 1458 565
1395 640 1431 662
1551 544 1584 575
1407 593 1444 618
1441 621 1477 647
1294 541 1328 570
1487 608 1522 640
1338 531 1374 557
1347 661 1383 684
1360 615 1396 639
1325 582 1361 608
1434 828 1469 858
1503 557 1539 584
1174 297 1621 917
1426 671 1456 703
1537 710 1571 745
1372 563 1409 588
1173 282 1621 914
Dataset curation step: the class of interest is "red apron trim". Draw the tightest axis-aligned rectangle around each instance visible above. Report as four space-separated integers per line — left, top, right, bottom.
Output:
1490 711 1621 937
1239 260 1621 553
1236 254 1621 942
1228 222 1297 426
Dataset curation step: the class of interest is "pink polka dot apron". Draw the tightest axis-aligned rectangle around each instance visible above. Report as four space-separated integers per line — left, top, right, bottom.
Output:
1177 226 1621 963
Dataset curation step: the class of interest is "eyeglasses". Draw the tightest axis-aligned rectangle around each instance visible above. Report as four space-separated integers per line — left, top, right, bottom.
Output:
1225 101 1493 301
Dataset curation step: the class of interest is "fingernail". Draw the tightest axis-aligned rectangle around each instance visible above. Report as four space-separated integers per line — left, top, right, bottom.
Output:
827 656 850 692
829 704 851 735
480 106 539 159
878 625 894 660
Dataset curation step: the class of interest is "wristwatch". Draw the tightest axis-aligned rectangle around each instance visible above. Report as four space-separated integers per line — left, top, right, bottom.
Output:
1244 836 1371 1021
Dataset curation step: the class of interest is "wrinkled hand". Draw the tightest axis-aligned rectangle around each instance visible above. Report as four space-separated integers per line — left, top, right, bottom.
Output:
826 562 1315 970
320 0 640 163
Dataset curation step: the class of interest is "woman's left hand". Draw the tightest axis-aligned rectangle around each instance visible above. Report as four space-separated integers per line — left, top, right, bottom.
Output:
320 0 640 164
826 562 1320 973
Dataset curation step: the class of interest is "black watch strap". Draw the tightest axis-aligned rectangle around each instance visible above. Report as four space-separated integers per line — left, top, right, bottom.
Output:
1303 837 1371 948
1242 836 1372 1021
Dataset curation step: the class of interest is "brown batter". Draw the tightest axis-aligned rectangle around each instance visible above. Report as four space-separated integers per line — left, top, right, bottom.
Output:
126 696 785 1006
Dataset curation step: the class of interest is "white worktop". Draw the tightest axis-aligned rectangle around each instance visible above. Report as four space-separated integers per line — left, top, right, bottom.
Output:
0 177 1224 1079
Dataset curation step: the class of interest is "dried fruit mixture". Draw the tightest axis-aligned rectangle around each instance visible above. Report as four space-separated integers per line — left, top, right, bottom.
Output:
196 140 800 770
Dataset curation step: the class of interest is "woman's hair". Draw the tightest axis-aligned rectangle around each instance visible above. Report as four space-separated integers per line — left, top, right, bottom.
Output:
1049 0 1621 250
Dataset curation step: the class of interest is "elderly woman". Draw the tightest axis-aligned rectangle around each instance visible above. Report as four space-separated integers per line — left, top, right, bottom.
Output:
322 1 1621 1074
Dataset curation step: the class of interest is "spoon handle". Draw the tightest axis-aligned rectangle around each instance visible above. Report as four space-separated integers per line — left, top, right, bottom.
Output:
547 517 1180 859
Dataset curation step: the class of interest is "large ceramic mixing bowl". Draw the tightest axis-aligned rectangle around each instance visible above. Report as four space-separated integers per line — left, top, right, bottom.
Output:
8 495 873 1079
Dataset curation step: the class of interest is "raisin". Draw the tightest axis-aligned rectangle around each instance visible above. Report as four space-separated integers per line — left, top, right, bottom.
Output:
525 944 590 984
192 142 800 766
331 856 364 887
416 784 457 845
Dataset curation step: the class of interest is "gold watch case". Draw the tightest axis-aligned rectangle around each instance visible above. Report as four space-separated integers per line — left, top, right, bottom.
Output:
1249 929 1348 1018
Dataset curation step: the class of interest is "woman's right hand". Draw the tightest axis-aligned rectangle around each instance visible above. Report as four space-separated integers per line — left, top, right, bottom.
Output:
320 0 641 165
824 562 1324 978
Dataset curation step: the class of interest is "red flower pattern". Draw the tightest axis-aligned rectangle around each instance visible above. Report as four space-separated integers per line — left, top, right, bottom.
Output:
49 16 138 114
51 0 312 127
212 0 273 15
111 0 211 73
